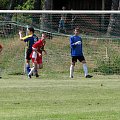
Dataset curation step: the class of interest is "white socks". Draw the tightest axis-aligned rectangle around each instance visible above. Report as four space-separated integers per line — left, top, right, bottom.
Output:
28 67 35 75
70 64 88 78
83 64 88 77
70 65 74 77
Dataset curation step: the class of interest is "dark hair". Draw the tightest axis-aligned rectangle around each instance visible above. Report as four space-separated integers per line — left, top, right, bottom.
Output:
75 27 80 31
28 27 34 33
42 32 46 35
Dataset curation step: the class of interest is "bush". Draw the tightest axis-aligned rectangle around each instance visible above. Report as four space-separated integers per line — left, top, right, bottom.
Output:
96 56 120 75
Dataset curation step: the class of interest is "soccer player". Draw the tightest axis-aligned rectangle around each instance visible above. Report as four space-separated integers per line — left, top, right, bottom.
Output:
28 33 47 78
70 27 93 78
0 44 3 79
58 16 66 33
19 27 38 75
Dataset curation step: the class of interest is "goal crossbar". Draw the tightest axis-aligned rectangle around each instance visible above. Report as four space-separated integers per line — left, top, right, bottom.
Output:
0 10 120 14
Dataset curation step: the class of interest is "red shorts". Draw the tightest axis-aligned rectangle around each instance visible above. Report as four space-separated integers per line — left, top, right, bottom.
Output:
31 56 42 64
30 52 42 64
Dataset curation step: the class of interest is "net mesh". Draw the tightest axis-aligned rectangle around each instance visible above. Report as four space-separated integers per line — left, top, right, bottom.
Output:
0 12 120 76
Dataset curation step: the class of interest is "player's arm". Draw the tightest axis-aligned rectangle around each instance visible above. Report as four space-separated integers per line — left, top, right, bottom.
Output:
19 30 31 42
70 37 81 46
32 47 42 57
40 45 47 55
70 37 77 47
43 49 47 55
19 30 24 41
70 37 74 47
32 41 41 56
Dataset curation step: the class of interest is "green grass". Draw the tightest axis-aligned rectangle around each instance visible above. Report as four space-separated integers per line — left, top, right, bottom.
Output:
0 35 120 119
0 74 120 120
0 35 120 75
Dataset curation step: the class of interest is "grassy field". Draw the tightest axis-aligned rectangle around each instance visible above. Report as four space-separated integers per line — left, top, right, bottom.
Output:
0 74 120 120
0 35 120 120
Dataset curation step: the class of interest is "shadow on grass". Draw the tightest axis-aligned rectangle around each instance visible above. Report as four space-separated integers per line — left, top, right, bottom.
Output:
8 72 25 76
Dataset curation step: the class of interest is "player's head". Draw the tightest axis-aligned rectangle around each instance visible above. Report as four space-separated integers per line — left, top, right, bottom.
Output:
74 27 80 36
62 6 66 10
61 15 64 20
28 27 34 35
41 32 47 41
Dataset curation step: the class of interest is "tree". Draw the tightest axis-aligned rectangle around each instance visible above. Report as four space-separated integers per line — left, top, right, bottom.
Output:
0 0 43 10
8 0 16 10
0 0 9 10
107 0 120 36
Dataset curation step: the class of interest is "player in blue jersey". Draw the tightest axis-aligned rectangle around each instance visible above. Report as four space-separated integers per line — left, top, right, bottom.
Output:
70 27 93 78
19 27 38 75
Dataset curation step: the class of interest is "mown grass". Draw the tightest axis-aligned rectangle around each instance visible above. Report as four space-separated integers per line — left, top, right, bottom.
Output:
1 34 120 75
0 35 120 120
0 35 85 75
0 74 120 120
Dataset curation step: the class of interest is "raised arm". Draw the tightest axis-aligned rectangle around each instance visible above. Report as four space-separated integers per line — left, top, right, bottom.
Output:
70 36 80 47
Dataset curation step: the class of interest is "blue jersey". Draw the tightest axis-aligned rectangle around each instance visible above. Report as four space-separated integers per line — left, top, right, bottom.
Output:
70 35 83 56
22 34 38 50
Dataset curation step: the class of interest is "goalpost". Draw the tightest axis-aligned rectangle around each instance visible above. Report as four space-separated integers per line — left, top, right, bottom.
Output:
0 10 120 75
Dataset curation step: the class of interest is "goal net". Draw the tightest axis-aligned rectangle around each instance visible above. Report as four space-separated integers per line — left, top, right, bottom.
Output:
0 11 120 76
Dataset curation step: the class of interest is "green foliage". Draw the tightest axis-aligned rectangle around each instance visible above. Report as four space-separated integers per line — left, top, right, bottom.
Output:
15 0 35 10
96 56 120 75
41 0 45 9
12 14 33 24
0 0 43 10
0 0 9 9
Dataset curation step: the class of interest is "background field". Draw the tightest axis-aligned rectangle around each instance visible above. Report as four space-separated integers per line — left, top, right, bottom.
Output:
0 35 120 76
0 28 120 120
0 74 120 120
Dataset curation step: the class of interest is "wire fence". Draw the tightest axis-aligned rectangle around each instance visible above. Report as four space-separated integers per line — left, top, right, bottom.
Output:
0 12 120 37
0 12 120 75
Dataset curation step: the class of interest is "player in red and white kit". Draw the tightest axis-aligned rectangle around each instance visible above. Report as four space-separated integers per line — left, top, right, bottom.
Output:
28 33 47 78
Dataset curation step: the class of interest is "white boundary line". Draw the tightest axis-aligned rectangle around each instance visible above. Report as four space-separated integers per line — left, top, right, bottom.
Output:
0 10 120 14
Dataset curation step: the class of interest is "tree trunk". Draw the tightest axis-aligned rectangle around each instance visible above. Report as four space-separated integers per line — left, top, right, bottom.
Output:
32 0 41 25
8 0 16 10
107 0 119 36
5 0 16 20
45 0 53 10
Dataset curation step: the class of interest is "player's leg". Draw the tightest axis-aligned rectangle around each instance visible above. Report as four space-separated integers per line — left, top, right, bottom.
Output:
28 64 35 78
28 62 38 78
81 60 88 77
58 27 60 33
38 64 43 69
28 57 37 78
26 49 32 74
34 56 43 78
26 59 30 74
63 25 66 33
70 57 76 78
80 56 93 78
34 64 43 77
70 62 75 78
